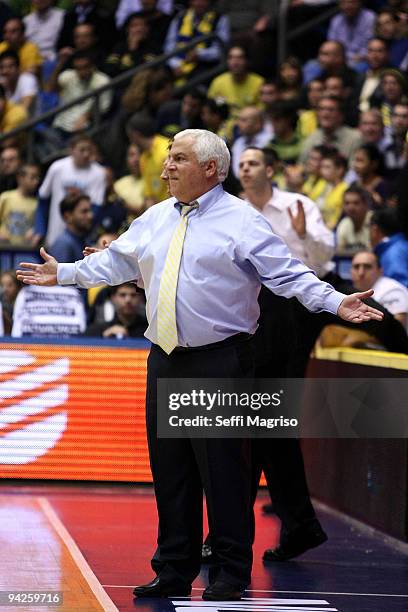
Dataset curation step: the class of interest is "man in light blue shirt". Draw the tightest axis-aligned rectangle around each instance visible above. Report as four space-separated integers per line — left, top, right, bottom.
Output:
18 129 383 602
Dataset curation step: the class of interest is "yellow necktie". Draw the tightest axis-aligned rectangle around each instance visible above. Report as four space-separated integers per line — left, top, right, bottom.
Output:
157 203 198 354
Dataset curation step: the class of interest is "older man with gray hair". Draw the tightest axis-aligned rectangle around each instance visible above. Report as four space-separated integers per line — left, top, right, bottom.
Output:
18 129 383 602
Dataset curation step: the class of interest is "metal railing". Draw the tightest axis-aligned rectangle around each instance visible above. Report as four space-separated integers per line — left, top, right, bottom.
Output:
0 33 226 159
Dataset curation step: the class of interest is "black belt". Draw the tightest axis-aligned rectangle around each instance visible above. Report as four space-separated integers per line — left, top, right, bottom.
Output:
155 332 253 354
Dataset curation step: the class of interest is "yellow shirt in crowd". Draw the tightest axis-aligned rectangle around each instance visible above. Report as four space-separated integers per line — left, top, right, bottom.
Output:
141 135 170 203
0 189 37 245
207 72 264 121
0 100 27 133
0 40 42 72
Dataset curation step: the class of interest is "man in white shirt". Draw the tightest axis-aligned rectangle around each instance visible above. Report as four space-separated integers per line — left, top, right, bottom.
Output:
351 250 408 331
24 0 65 62
0 49 38 111
36 134 106 247
231 107 271 178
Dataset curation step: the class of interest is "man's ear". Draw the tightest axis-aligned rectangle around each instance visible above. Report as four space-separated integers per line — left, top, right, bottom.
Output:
205 159 218 178
266 164 274 180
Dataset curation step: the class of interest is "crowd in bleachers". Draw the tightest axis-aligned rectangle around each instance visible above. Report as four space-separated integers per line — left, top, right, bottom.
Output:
0 0 407 346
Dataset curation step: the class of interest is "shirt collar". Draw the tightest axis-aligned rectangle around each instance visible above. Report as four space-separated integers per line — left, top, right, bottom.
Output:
174 183 224 215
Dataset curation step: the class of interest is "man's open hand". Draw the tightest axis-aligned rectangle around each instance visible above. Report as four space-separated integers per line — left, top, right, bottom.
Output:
17 247 58 286
338 290 384 323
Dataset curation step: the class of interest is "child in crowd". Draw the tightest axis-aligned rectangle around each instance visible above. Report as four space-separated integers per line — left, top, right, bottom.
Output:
315 149 349 229
351 143 389 207
0 163 40 246
336 186 373 255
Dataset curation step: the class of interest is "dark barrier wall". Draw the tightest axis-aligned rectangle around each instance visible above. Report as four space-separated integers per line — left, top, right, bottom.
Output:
304 349 408 541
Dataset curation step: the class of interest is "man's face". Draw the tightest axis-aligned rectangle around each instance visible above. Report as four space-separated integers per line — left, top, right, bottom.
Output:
343 192 368 224
181 94 202 121
238 108 262 137
127 144 141 174
0 273 18 302
190 0 209 16
307 80 324 108
359 112 383 142
18 166 40 194
238 149 273 191
128 16 148 38
306 149 322 175
112 286 141 318
74 25 95 50
0 57 19 82
352 148 370 177
73 57 94 81
376 13 396 39
166 136 215 203
392 104 408 136
227 47 247 76
318 42 344 70
71 140 92 167
324 77 345 98
340 0 361 19
367 39 388 70
70 198 93 234
381 74 403 103
320 158 337 183
260 83 279 108
0 147 20 174
317 99 342 131
351 252 381 291
3 19 24 46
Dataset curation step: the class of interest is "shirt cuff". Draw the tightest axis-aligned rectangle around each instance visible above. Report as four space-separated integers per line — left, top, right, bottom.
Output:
57 263 77 285
324 289 345 315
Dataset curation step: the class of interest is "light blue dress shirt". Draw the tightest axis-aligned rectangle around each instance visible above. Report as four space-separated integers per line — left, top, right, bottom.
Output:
58 184 345 347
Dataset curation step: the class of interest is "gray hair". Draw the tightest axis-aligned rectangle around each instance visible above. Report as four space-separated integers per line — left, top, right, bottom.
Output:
173 129 230 181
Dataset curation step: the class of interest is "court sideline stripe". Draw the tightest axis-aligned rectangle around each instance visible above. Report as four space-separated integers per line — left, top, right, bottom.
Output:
101 585 408 598
38 497 119 612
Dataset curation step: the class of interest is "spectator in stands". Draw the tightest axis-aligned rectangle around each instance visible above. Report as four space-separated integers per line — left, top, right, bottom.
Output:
0 163 40 247
113 143 145 220
298 78 324 139
276 56 303 104
48 192 93 262
85 282 147 338
374 68 407 135
48 50 111 139
57 0 117 55
0 82 27 134
92 167 128 235
300 144 332 200
355 38 390 113
164 0 230 81
56 23 105 72
0 50 38 112
383 102 408 178
35 134 106 247
157 89 205 138
266 101 303 165
0 17 43 74
327 0 375 69
303 40 358 89
323 74 358 127
315 148 349 229
104 13 157 78
215 0 275 37
121 66 174 117
135 0 173 55
358 108 389 152
207 45 264 123
11 283 86 337
201 97 229 140
374 8 408 70
0 270 22 334
370 208 408 288
300 95 362 162
231 106 270 177
0 145 21 192
116 0 173 29
23 0 65 63
351 143 389 208
336 185 372 255
351 250 408 331
259 79 280 136
126 113 169 206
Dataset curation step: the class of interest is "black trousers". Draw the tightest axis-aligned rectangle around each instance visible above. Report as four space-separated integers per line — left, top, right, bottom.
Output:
146 335 254 588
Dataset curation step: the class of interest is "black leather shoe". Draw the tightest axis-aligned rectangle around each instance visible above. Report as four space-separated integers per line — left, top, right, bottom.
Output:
133 577 191 598
201 543 214 563
202 581 245 601
263 525 328 562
